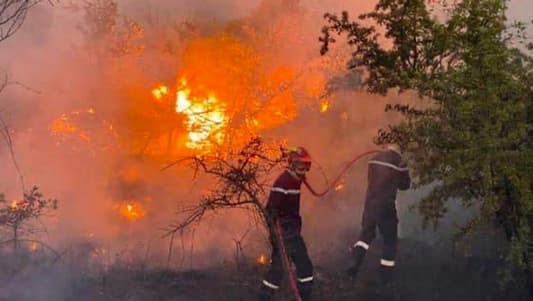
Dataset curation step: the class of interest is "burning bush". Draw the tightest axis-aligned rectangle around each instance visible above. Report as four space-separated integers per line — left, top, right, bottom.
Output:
0 187 58 248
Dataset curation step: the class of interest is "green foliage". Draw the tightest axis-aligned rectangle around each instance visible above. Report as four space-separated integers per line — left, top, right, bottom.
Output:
323 70 362 98
321 0 533 274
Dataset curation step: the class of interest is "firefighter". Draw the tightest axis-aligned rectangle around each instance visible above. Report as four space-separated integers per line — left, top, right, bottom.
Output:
259 146 314 301
347 144 411 286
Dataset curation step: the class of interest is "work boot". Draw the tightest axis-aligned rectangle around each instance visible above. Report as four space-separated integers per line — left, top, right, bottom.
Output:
379 265 394 286
298 282 313 301
258 285 275 301
346 246 366 278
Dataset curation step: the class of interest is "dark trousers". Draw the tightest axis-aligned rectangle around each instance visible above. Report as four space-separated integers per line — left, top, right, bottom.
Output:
260 234 314 301
350 204 398 283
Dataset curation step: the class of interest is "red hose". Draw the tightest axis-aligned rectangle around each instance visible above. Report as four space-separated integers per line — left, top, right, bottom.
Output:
274 219 302 301
303 149 380 197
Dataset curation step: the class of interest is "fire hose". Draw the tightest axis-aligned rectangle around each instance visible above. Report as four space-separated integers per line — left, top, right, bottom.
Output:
274 219 302 301
273 149 380 300
303 149 380 197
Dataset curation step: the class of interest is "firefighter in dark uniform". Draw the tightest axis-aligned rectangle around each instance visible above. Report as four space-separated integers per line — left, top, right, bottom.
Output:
347 144 411 285
259 146 314 301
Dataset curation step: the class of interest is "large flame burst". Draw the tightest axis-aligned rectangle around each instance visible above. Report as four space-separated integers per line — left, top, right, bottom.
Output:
151 80 228 151
152 78 228 150
47 31 331 222
147 34 302 153
175 79 227 150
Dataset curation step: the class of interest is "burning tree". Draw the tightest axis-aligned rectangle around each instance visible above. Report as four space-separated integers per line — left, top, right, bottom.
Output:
45 0 335 231
0 0 60 248
0 186 58 249
66 0 340 161
321 0 533 292
0 74 59 252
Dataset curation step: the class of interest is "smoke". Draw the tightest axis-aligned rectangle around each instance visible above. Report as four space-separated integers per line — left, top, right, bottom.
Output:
0 0 527 299
0 0 418 262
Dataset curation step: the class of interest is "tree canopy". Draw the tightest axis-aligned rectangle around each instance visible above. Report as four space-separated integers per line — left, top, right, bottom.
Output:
320 0 532 283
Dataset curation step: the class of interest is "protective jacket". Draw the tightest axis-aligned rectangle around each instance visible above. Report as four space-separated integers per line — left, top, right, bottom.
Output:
348 148 411 284
364 149 411 221
265 170 303 238
260 169 313 301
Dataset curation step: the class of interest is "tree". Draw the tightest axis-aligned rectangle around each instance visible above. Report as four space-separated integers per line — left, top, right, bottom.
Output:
0 186 58 249
0 0 59 249
320 0 532 290
0 71 58 250
0 1 54 43
74 0 331 158
165 138 283 237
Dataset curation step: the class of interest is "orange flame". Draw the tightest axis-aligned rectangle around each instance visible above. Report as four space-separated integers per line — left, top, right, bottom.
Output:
175 79 227 150
152 85 169 101
117 201 146 221
31 242 38 252
48 108 119 150
50 114 77 134
257 254 268 265
334 183 344 191
320 99 330 113
10 200 18 209
142 34 307 155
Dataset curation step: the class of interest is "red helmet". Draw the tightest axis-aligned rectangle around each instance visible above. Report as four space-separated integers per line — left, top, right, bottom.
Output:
286 146 312 175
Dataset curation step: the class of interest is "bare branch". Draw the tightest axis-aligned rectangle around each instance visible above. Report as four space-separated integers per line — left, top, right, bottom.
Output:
0 113 25 194
0 1 57 43
0 69 41 194
165 231 176 270
6 79 42 94
0 186 58 250
163 137 284 237
0 68 7 93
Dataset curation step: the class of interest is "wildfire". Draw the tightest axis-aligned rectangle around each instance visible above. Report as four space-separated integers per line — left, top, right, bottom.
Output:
334 183 345 191
257 254 268 265
320 99 330 113
117 201 146 221
10 200 18 209
175 79 227 150
50 114 78 134
31 242 39 252
49 109 98 143
48 108 119 150
152 85 169 101
149 82 229 151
